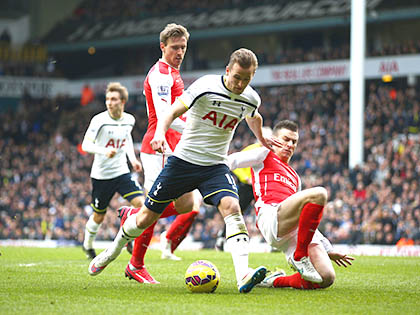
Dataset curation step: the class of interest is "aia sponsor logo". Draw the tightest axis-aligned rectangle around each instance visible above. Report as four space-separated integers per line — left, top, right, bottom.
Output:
201 111 238 130
105 138 126 148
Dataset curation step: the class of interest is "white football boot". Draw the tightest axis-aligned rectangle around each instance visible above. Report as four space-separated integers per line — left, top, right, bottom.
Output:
238 266 267 293
288 255 322 283
160 231 181 261
257 269 286 288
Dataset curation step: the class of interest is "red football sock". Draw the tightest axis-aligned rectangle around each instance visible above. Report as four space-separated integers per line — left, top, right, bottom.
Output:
294 203 324 261
160 202 178 219
130 221 157 269
273 272 321 290
166 211 198 252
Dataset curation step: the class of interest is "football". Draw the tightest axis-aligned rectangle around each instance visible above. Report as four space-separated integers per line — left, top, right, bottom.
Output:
185 260 220 293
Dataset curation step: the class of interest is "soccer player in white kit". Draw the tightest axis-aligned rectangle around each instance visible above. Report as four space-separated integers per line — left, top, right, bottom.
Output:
228 120 355 289
89 48 277 293
81 82 144 260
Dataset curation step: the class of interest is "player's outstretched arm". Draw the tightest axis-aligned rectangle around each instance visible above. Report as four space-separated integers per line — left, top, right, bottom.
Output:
245 113 275 152
228 147 269 170
328 251 355 267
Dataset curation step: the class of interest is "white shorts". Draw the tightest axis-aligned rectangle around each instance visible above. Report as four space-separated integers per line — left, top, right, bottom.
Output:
140 152 169 192
256 202 325 262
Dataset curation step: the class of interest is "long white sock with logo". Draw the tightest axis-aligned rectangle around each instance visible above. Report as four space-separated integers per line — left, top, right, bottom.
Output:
107 214 144 259
83 215 101 249
224 213 250 285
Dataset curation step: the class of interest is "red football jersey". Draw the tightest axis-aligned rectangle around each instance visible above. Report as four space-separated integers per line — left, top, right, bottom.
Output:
252 151 300 216
141 59 185 154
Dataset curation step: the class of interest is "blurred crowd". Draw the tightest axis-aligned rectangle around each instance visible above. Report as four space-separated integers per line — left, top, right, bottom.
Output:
1 77 419 248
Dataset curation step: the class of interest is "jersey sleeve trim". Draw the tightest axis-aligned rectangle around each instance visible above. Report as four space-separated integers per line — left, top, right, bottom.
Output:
178 97 189 110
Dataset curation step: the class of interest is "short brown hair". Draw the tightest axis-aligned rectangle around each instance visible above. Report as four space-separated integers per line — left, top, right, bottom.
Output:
160 23 190 45
273 120 298 133
106 82 128 102
227 48 258 70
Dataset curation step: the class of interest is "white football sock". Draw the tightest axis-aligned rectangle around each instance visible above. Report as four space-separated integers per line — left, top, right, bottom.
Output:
224 213 250 285
123 213 144 237
106 214 144 259
83 215 101 249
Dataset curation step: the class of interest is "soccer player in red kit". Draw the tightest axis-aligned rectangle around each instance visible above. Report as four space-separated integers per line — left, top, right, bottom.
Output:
123 23 199 284
228 120 354 289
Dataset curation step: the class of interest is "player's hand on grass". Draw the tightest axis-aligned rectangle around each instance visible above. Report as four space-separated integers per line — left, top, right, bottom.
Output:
328 251 355 267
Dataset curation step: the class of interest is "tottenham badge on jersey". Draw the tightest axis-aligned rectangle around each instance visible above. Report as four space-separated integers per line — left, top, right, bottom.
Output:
157 85 169 96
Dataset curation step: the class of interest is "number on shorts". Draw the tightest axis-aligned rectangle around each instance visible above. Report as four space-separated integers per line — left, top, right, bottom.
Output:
225 173 237 190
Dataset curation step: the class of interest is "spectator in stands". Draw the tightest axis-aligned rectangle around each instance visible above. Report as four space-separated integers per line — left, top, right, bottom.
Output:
0 28 11 44
80 84 95 106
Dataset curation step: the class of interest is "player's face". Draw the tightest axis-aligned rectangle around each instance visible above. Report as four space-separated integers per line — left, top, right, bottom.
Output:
273 128 299 163
161 36 188 70
105 91 125 119
225 63 256 95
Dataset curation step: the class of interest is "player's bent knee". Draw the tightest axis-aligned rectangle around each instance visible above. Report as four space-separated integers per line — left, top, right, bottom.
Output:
320 270 335 288
218 196 241 217
93 212 105 224
311 186 328 205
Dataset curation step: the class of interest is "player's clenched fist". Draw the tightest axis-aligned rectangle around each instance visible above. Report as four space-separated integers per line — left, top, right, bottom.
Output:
150 135 165 153
106 148 117 158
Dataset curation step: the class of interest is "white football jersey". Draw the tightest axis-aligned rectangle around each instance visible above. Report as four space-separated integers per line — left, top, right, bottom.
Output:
174 74 261 166
82 111 136 179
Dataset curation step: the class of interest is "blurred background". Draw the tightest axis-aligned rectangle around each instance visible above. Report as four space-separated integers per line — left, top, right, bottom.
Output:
0 0 419 251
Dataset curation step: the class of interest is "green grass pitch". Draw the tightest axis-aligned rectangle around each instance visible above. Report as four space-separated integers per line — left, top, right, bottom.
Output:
1 247 419 314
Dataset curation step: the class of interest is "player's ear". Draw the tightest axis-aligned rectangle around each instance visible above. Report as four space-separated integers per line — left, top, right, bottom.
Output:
160 42 165 52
